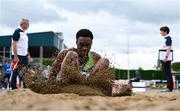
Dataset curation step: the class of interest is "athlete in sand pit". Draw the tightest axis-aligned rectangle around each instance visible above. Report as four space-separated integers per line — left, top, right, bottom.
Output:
25 29 131 96
49 29 109 83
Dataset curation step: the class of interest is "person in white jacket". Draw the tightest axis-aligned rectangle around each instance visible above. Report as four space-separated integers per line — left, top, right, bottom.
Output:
11 18 30 89
160 26 173 92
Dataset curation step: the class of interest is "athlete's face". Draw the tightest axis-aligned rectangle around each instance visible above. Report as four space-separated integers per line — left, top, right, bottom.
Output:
76 37 92 57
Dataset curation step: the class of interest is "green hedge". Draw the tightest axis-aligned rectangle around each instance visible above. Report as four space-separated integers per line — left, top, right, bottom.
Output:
172 62 180 71
43 59 54 66
114 69 174 80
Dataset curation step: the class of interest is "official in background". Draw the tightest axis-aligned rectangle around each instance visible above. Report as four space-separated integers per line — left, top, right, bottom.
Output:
11 18 31 89
160 26 173 92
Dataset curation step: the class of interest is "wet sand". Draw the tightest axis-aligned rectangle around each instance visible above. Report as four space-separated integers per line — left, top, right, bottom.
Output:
0 88 180 111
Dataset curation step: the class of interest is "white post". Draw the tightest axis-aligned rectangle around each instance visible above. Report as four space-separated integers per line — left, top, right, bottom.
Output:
3 47 6 63
61 39 64 50
127 32 130 80
9 47 12 60
172 75 176 89
40 46 43 65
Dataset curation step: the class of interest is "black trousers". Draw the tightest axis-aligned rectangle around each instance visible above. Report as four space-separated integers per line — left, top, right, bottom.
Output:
11 55 28 89
162 61 173 91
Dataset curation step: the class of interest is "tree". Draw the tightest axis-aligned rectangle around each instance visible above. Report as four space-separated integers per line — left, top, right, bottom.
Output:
171 62 180 71
154 60 162 70
138 67 143 71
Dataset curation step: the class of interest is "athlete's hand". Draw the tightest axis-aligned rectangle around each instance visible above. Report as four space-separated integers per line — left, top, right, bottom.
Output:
14 55 19 62
163 58 167 62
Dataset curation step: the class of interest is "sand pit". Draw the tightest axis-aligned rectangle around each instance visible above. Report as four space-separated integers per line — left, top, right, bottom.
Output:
0 88 180 111
6 67 177 110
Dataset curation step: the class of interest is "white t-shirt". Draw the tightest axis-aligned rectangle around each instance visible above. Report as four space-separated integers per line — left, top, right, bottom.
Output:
159 35 173 61
12 28 28 56
160 35 172 49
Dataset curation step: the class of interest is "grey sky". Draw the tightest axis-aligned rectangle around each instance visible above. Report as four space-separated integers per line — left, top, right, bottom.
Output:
0 0 66 27
50 0 180 23
1 0 179 26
